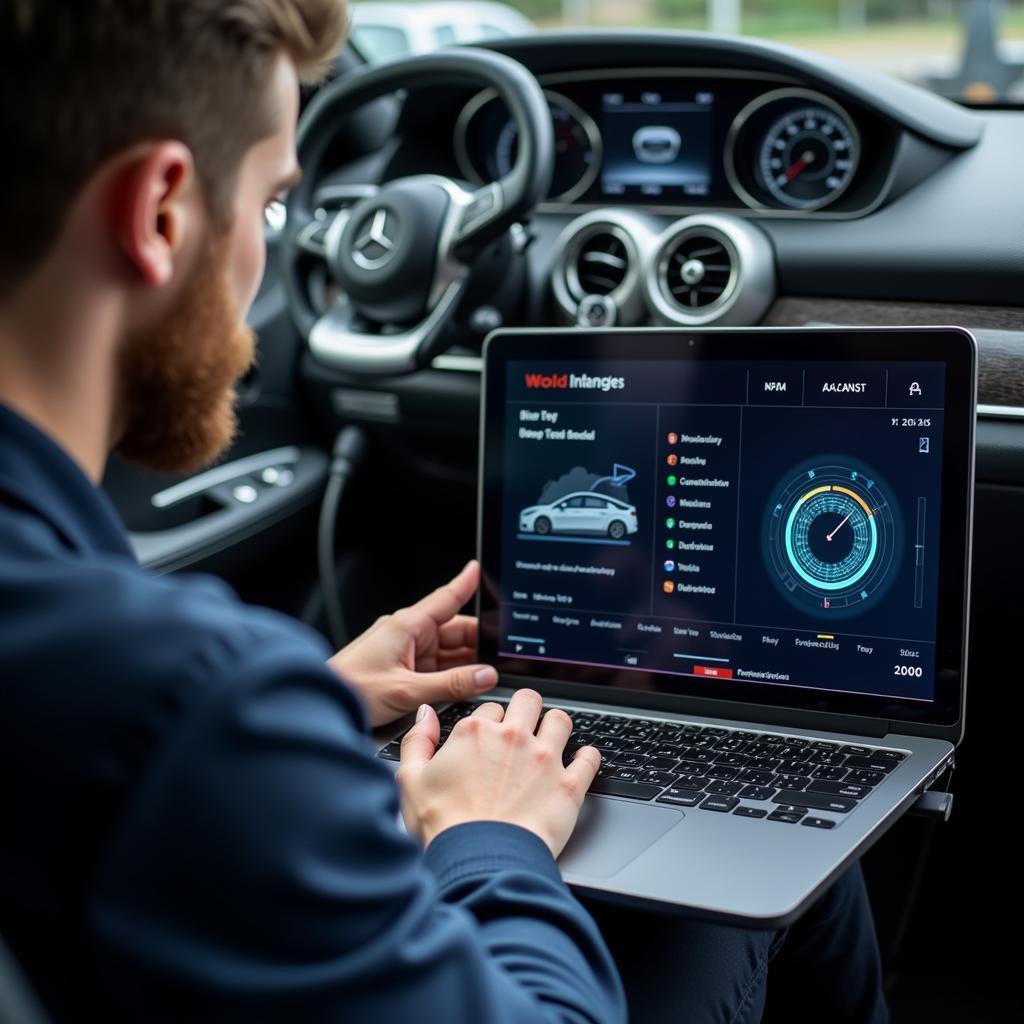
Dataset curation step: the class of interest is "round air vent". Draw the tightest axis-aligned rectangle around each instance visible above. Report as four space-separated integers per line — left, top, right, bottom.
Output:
646 214 775 327
573 231 629 297
661 234 734 310
552 211 656 326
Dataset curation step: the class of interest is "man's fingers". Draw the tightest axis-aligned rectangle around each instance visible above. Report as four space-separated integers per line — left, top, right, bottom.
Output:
403 663 498 706
399 704 440 773
471 701 505 722
437 615 477 651
537 707 573 749
410 561 480 627
563 745 601 805
502 688 544 733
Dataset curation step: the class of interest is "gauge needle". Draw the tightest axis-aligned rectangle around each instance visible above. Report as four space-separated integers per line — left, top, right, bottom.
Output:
785 150 816 182
827 510 853 542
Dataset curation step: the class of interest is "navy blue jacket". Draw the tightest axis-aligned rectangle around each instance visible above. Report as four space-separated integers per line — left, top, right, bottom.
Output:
0 403 625 1023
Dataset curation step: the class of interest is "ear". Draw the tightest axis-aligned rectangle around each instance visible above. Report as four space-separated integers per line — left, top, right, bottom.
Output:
113 141 198 288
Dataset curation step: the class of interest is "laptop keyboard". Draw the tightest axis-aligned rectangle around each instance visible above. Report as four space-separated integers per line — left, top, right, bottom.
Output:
377 701 908 830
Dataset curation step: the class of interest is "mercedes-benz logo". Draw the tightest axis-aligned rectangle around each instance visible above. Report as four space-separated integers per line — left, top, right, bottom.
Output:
352 208 398 270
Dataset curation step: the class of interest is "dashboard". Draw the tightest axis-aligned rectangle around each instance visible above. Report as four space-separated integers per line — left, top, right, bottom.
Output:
303 31 1024 412
453 72 890 215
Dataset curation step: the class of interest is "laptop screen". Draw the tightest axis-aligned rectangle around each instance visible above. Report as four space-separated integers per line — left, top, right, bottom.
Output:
478 328 975 731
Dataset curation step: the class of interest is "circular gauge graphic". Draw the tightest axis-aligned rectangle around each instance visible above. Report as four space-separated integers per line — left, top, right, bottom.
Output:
724 88 861 213
454 89 602 204
756 103 859 209
767 463 898 614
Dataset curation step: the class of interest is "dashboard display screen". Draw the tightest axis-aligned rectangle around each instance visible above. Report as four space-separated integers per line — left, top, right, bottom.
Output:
600 88 714 198
479 330 975 728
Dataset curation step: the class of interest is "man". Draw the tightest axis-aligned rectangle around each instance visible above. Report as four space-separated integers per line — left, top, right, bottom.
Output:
0 2 622 1020
0 3 887 1021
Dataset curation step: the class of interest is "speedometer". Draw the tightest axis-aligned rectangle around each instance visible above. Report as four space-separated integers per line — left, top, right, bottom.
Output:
756 104 859 209
724 88 862 213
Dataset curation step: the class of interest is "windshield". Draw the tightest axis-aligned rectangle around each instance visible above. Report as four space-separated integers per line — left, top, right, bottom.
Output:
349 0 1024 104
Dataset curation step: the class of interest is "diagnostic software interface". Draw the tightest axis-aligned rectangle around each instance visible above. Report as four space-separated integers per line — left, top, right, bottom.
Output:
496 357 945 703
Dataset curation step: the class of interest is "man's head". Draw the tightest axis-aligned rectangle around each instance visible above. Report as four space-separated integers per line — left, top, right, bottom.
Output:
0 1 349 474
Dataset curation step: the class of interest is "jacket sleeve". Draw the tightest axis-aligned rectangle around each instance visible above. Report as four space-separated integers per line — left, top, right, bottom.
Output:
87 637 626 1024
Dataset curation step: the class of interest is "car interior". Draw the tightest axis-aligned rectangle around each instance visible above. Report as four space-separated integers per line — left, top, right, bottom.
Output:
62 13 1022 1021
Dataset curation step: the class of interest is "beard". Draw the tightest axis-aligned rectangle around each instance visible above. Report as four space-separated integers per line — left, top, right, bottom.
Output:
114 234 255 475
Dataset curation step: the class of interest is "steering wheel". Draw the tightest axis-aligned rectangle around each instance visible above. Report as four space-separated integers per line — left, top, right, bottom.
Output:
282 49 553 376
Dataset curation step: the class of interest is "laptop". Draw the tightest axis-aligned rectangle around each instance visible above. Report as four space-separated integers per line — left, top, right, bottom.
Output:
376 325 975 927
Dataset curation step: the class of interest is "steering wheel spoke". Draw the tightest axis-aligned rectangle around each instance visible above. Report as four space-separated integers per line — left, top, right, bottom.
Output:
452 181 506 252
309 278 468 376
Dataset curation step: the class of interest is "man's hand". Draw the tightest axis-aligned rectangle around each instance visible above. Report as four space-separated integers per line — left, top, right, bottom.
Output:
327 560 498 728
397 689 601 858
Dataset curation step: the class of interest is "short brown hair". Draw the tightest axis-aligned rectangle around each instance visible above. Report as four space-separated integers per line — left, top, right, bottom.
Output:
0 0 350 293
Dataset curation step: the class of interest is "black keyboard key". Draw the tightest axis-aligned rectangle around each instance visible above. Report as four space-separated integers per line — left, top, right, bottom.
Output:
808 751 847 767
802 816 837 829
746 742 783 756
812 766 849 781
738 768 775 786
704 780 743 797
679 748 715 763
811 741 839 752
639 770 678 787
715 737 748 752
612 768 642 782
650 745 685 759
841 745 872 756
747 757 783 771
739 784 776 801
700 795 740 812
618 741 656 755
775 773 810 790
807 780 873 800
702 727 728 736
378 742 401 761
846 769 885 786
843 755 897 773
774 790 855 813
734 806 769 818
875 750 906 763
593 736 623 752
610 754 646 769
657 790 704 807
777 759 813 774
589 778 662 801
643 756 680 771
674 773 708 789
768 810 804 824
713 753 748 768
677 760 710 776
777 748 812 763
781 737 809 749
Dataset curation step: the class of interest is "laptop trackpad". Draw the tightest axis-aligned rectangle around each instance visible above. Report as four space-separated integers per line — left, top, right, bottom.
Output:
558 797 684 879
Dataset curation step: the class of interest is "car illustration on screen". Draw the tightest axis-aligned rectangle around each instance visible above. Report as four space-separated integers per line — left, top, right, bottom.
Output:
519 491 638 540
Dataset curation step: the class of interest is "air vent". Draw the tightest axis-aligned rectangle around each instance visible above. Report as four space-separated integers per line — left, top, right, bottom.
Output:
661 234 734 310
646 214 775 327
573 232 630 298
552 211 656 326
